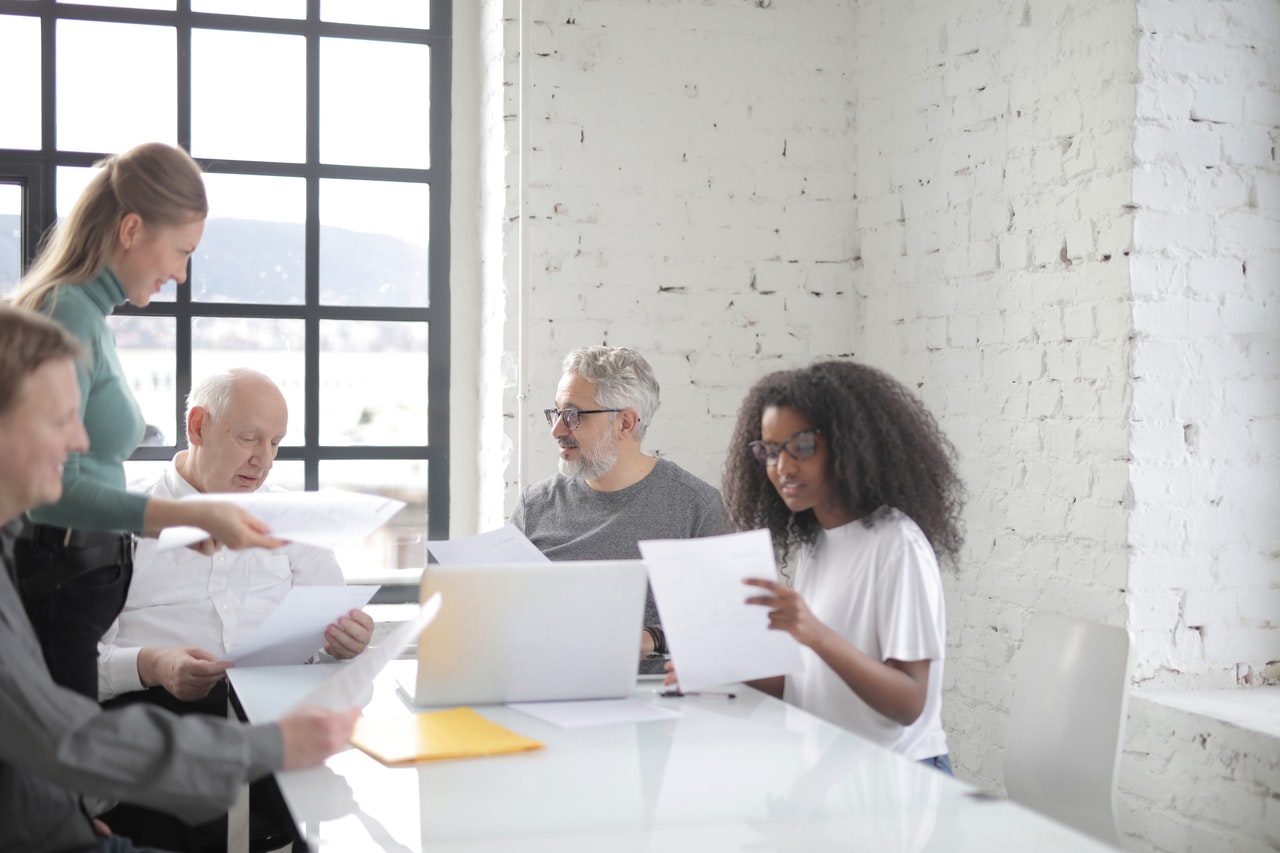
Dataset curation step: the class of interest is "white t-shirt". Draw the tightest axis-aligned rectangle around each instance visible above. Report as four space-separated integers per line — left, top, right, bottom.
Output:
782 507 948 760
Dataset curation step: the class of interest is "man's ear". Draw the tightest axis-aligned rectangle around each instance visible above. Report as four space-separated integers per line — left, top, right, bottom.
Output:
186 406 209 447
618 408 641 440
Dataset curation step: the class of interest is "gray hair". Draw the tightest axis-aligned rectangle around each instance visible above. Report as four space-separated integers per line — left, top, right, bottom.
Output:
185 368 274 432
562 347 660 441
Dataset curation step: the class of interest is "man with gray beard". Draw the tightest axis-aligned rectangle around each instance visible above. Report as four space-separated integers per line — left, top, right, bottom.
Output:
510 346 726 657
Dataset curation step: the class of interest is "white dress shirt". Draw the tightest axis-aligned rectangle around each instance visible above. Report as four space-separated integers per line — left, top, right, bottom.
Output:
97 460 345 701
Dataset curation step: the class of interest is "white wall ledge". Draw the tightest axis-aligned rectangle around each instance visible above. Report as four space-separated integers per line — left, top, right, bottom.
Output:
1132 687 1280 739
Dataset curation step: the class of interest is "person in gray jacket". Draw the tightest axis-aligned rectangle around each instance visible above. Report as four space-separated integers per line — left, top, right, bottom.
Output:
0 307 359 853
510 346 726 657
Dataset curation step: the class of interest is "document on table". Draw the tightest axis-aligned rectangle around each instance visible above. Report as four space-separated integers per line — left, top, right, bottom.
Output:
294 592 442 711
426 523 549 564
641 529 803 692
507 698 681 729
352 707 544 765
224 585 378 667
155 488 405 552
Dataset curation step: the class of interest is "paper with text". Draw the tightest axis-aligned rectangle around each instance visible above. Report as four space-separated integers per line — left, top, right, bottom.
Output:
507 698 681 729
223 585 378 667
156 488 405 552
641 529 803 692
294 593 442 711
426 523 549 564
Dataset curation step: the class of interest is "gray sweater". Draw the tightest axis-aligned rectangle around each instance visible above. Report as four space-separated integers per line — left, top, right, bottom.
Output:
0 518 283 852
510 459 727 626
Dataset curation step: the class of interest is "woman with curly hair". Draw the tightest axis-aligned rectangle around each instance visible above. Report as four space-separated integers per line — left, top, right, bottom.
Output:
721 359 964 772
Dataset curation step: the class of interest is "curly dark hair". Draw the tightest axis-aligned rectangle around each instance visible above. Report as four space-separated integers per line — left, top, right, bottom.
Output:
723 360 965 568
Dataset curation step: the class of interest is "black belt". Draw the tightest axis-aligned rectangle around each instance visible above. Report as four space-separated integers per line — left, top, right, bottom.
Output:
16 522 135 601
21 522 125 550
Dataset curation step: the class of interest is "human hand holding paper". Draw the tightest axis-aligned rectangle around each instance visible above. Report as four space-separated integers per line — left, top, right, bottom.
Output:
223 586 378 668
640 529 803 692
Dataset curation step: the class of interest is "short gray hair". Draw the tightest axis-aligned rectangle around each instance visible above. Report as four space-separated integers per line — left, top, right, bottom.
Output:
185 368 274 433
562 347 660 440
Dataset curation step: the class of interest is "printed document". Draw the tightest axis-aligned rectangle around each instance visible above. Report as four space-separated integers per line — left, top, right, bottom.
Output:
426 523 549 564
222 585 378 667
295 593 442 711
507 698 681 729
156 488 405 552
641 529 803 692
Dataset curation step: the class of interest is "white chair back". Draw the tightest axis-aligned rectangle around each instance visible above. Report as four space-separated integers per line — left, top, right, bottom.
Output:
1004 611 1133 847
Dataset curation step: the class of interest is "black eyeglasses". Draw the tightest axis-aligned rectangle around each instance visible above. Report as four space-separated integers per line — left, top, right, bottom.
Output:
544 407 624 430
748 429 821 466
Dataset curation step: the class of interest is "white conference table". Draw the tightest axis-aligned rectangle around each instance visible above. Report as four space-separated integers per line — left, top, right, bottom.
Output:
229 660 1114 852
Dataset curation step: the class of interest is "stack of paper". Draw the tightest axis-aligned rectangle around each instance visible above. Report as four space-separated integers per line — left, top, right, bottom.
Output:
351 707 544 766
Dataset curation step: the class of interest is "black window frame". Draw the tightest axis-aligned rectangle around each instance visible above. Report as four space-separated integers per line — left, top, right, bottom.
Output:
0 0 452 540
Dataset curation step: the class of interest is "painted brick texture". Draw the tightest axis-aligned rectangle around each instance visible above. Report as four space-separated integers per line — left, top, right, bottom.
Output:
850 0 1137 790
507 0 860 492
1128 0 1280 691
490 1 1278 850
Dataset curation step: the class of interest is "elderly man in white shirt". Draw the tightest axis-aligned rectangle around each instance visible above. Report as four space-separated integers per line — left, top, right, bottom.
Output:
96 367 375 851
98 368 373 707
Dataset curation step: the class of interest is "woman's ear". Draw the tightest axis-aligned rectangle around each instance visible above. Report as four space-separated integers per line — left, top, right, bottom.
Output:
117 212 144 251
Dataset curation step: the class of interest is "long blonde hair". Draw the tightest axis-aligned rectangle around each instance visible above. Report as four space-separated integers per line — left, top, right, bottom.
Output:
11 142 207 312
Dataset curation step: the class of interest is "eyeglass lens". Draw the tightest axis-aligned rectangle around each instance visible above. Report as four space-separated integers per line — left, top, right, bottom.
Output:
750 430 818 464
544 408 581 429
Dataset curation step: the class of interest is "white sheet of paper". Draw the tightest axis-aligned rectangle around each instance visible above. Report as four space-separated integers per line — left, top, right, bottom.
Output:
155 488 405 552
223 585 377 667
641 529 803 692
294 593 442 711
507 698 681 728
426 523 549 564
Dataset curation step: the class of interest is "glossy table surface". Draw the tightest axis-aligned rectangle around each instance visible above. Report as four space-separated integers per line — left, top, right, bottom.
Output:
229 660 1115 852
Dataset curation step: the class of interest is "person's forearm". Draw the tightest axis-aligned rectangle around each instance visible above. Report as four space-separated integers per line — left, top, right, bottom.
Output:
135 647 161 688
141 495 196 536
808 628 929 726
746 675 785 698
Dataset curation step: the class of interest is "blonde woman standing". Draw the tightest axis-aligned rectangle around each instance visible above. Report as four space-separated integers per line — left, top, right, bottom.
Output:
9 142 283 699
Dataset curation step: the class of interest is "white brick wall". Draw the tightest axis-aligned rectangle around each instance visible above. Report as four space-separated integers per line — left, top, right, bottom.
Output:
1129 0 1280 694
851 0 1137 789
501 0 860 498
465 1 1280 850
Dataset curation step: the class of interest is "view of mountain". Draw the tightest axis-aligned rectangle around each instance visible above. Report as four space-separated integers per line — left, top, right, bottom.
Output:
0 213 431 331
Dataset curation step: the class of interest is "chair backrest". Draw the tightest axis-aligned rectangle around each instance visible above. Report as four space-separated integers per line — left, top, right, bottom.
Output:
1003 611 1133 847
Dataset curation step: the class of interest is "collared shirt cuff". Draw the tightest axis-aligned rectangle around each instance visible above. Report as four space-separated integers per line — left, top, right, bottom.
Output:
100 646 145 700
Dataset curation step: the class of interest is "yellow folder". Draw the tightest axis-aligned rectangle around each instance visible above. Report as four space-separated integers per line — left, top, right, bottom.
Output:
351 707 544 766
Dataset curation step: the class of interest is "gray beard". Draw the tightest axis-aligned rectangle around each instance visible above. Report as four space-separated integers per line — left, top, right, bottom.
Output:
558 430 619 481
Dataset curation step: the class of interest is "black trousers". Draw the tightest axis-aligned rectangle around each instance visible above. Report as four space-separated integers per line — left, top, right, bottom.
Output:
99 673 299 853
15 524 134 699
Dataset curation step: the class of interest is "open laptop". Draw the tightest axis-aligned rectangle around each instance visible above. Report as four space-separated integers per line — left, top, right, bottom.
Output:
399 560 648 706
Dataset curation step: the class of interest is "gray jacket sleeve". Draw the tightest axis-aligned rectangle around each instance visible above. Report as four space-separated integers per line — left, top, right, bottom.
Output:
0 570 283 825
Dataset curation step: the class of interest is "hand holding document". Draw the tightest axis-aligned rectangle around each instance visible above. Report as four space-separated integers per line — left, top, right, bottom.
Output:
295 593 442 711
156 488 405 552
641 529 803 692
223 586 378 667
426 523 549 564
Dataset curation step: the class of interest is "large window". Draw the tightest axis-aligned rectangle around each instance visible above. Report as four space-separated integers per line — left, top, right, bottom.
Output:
0 0 451 576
